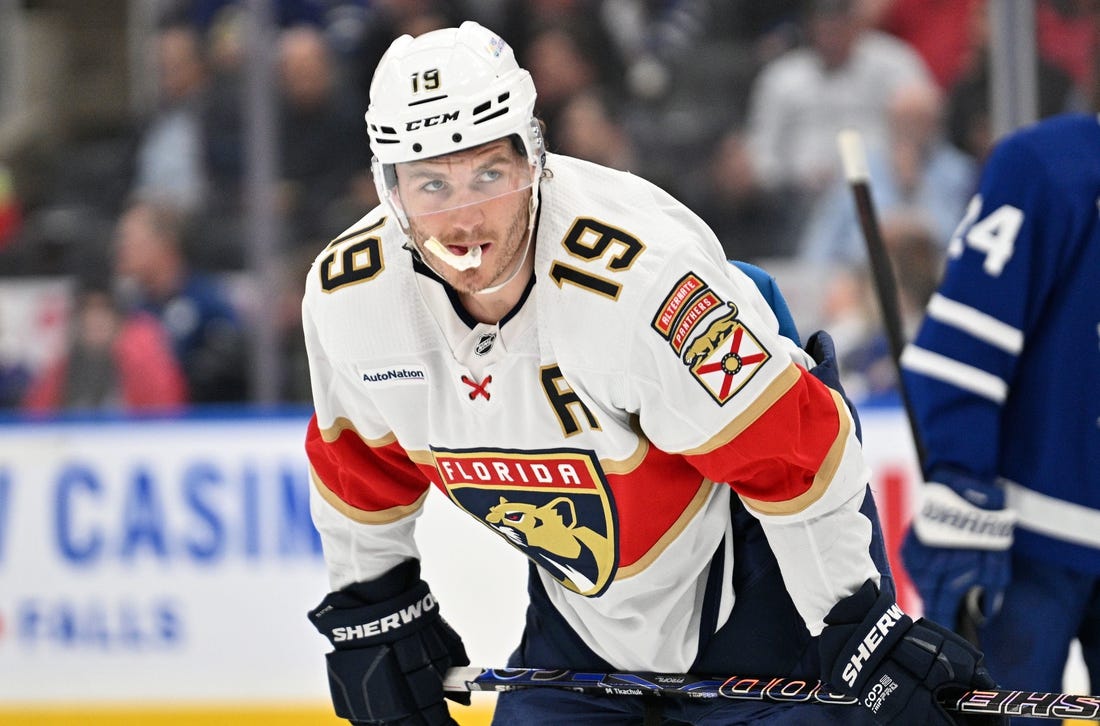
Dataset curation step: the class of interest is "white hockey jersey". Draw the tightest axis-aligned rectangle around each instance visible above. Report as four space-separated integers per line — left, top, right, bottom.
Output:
302 153 877 671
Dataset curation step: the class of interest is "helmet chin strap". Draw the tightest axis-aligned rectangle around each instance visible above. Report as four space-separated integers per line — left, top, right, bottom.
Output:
476 179 540 296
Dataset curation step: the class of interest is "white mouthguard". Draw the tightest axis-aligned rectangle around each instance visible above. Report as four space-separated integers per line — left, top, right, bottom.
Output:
424 237 482 271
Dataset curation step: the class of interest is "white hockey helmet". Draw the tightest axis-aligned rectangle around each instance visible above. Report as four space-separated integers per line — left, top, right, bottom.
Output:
365 21 543 209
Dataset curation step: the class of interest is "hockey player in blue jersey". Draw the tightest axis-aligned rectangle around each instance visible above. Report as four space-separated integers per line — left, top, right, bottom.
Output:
901 112 1100 721
303 21 1002 726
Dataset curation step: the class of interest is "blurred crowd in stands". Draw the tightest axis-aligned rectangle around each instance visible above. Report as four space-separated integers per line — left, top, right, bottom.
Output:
0 0 1096 413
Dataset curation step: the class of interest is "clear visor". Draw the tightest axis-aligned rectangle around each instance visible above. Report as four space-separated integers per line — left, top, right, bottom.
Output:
392 155 536 220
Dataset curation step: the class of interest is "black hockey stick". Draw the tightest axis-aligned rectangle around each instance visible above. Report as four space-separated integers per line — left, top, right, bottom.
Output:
836 129 989 644
836 129 927 467
444 667 1100 721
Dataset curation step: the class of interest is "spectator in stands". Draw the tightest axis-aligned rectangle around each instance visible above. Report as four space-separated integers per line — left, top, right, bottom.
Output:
691 129 800 262
188 2 251 271
553 89 637 171
873 0 985 91
351 0 459 103
183 0 326 32
22 276 187 413
0 165 22 252
113 199 247 404
800 79 977 265
744 0 932 221
945 0 1078 161
818 213 944 405
1035 0 1100 105
196 5 372 268
0 308 32 409
272 245 319 404
495 0 624 103
276 24 372 246
130 22 210 215
200 5 246 206
520 24 603 149
878 0 1098 104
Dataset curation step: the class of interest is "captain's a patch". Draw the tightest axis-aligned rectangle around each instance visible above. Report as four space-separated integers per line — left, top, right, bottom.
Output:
651 273 771 405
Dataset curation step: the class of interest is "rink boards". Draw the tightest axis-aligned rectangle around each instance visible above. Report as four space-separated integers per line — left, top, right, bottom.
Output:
0 406 1077 724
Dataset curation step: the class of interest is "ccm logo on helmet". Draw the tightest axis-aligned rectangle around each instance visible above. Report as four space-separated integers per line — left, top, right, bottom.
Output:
406 111 459 131
330 592 438 642
842 602 906 687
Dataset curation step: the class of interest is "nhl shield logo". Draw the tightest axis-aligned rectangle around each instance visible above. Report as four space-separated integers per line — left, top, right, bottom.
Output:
681 301 770 404
433 448 618 596
474 332 496 356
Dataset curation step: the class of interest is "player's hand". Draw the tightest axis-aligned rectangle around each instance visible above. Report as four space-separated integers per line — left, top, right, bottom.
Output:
309 559 470 725
804 329 862 441
819 579 1006 725
901 469 1014 629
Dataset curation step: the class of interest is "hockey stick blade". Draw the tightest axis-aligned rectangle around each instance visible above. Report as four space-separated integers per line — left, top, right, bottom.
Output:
444 667 1100 721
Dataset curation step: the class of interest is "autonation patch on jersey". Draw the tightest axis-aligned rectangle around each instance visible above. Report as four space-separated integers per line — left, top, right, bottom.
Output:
360 365 428 386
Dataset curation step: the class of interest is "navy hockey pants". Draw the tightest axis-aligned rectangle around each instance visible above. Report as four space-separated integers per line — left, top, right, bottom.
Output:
979 551 1100 725
491 494 887 725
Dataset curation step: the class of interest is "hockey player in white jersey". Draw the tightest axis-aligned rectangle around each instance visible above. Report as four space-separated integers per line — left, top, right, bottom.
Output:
302 21 1000 725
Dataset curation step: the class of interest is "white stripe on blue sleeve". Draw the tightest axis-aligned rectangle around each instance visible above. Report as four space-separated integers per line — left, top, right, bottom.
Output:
901 345 1008 403
925 293 1025 354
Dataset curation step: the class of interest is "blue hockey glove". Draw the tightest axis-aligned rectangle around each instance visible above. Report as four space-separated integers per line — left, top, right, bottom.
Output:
805 329 862 442
309 559 470 725
819 579 1005 725
901 469 1015 629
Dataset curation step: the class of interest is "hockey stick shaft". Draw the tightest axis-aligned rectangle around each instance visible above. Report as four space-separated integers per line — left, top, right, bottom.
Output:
837 129 928 468
838 129 991 643
444 667 1100 721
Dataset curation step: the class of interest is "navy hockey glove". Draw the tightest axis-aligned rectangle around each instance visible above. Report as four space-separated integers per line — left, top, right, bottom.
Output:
804 329 862 442
901 469 1014 629
309 559 470 725
819 579 1004 725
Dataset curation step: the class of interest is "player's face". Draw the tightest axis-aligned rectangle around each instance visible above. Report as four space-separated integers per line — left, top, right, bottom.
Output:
396 139 533 294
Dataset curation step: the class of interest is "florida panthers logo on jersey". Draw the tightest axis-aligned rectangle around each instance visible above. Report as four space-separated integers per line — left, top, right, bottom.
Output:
433 447 618 596
652 273 771 405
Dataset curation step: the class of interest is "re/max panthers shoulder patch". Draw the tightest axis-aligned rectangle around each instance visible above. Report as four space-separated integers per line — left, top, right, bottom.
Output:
651 272 771 405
